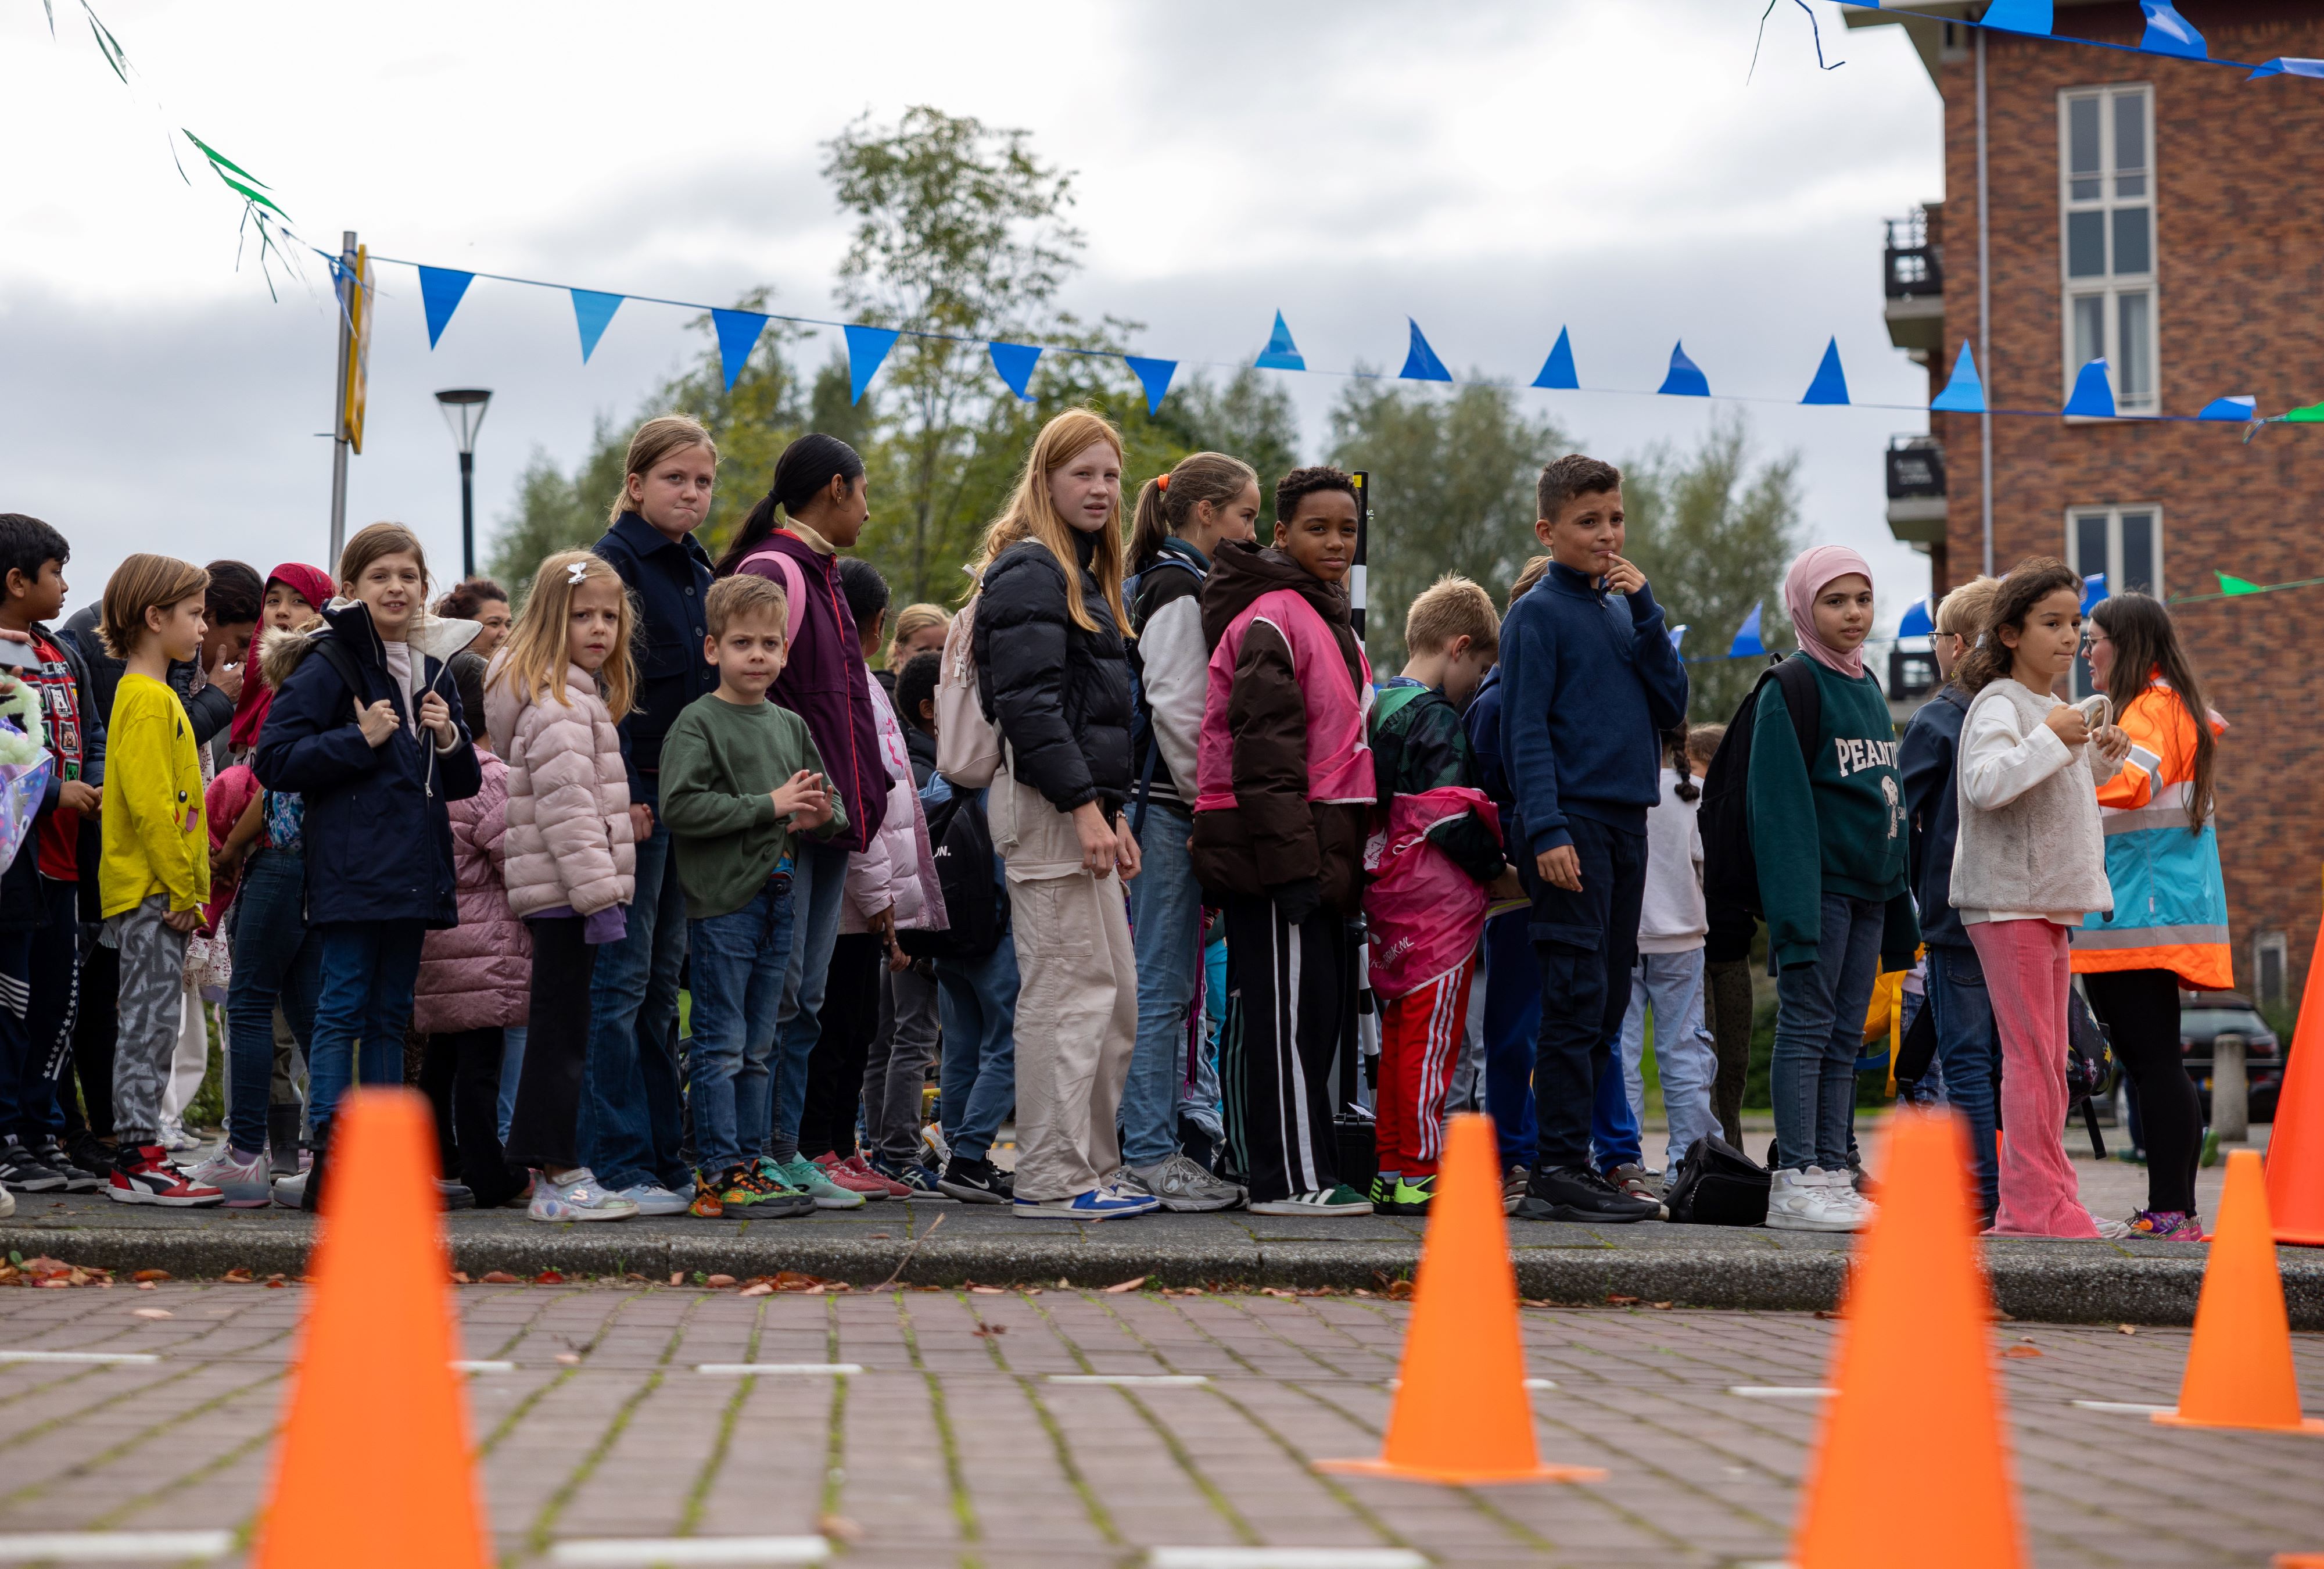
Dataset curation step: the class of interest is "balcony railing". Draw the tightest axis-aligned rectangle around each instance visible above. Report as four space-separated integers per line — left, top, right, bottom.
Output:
1886 435 1945 501
1884 211 1943 300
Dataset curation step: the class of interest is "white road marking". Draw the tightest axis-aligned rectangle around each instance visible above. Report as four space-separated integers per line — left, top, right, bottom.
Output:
0 1532 232 1561
1049 1374 1211 1385
0 1350 160 1364
1149 1552 1427 1569
550 1538 829 1565
693 1363 862 1375
1728 1386 1835 1399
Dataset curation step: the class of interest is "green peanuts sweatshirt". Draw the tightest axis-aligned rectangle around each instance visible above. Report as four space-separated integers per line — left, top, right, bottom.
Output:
1746 657 1920 971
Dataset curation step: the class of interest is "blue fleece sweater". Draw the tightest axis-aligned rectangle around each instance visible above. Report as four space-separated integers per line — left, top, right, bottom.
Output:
1498 561 1690 854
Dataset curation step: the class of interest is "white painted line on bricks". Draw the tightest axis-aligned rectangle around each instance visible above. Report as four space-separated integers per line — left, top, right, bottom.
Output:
1388 1377 1555 1389
1049 1374 1210 1385
2070 1399 2175 1414
550 1538 829 1566
1149 1550 1428 1569
0 1349 160 1364
451 1360 517 1373
1728 1386 1835 1399
0 1532 233 1562
693 1363 862 1376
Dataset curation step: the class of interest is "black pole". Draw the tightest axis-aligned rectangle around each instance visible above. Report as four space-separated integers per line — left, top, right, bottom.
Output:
458 450 476 579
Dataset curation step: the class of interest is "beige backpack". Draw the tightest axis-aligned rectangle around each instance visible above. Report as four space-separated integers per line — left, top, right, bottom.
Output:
934 593 1004 788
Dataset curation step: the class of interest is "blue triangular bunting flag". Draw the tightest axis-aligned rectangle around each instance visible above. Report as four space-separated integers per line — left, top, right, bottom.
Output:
1930 342 1985 413
419 267 474 349
1729 603 1764 658
1981 0 2052 34
712 309 769 392
1398 318 1452 383
2081 572 2108 613
1658 342 1710 398
1898 597 1934 638
2064 358 2117 418
2138 0 2205 58
989 341 1042 402
1801 337 1850 406
2198 394 2256 422
1532 327 1579 390
571 289 622 363
2248 57 2324 80
1125 356 1178 415
1669 624 1688 654
1255 311 1305 371
844 325 899 405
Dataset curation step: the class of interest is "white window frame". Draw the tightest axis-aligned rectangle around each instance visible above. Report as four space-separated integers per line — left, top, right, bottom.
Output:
2067 504 2162 696
2254 931 2289 1010
2058 84 2159 415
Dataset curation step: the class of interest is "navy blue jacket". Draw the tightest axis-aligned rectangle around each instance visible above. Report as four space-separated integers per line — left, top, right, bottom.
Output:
1465 663 1513 812
1498 561 1688 855
1899 682 1972 948
593 512 715 797
252 602 480 928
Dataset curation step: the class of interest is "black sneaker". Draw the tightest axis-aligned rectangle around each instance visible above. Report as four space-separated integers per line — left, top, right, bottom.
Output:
937 1155 1013 1205
34 1139 104 1192
1514 1164 1660 1224
0 1138 67 1192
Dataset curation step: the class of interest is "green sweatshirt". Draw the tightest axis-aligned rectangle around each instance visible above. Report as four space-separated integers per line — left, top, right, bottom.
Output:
1747 658 1918 970
658 692 847 920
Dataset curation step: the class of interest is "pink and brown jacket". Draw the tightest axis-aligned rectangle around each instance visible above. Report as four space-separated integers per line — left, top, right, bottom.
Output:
483 655 635 918
415 750 529 1033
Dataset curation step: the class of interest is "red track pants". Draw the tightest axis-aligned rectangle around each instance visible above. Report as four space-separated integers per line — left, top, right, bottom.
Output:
1372 958 1473 1178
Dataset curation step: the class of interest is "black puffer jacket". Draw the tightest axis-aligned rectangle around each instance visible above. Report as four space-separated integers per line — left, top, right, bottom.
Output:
973 531 1132 816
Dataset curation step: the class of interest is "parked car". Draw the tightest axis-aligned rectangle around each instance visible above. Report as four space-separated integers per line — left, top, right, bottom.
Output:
2179 990 2283 1124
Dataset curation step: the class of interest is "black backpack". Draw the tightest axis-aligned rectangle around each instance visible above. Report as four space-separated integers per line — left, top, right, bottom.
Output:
1663 1134 1772 1226
1698 654 1822 926
896 786 1007 962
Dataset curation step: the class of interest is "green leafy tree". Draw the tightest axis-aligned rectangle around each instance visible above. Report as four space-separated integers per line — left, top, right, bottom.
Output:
1621 413 1802 723
1326 377 1573 669
489 418 630 599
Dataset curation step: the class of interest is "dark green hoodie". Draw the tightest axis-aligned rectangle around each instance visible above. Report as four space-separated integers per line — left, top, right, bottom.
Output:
1747 657 1918 970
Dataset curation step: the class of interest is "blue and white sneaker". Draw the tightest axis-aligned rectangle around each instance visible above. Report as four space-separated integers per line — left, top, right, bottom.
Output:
529 1168 639 1223
613 1183 691 1217
1013 1185 1160 1221
868 1152 955 1201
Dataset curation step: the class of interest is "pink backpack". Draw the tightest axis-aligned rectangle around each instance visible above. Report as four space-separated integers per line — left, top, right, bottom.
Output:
1362 784 1500 1001
736 548 810 647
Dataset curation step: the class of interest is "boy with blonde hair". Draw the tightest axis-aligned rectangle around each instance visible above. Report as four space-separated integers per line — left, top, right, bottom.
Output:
1364 575 1518 1213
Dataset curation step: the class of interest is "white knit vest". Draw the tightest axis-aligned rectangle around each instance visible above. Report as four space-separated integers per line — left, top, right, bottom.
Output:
1949 679 2114 920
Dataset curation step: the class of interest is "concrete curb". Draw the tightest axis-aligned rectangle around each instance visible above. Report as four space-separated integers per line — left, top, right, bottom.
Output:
9 1219 2319 1327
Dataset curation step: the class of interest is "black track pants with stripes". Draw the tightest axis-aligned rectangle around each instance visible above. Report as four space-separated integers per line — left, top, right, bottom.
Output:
1220 895 1353 1203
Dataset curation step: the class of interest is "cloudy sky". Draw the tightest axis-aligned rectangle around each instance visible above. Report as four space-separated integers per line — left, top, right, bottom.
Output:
0 0 1943 629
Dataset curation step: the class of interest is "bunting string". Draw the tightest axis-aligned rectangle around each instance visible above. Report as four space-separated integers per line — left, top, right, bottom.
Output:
1855 0 2323 81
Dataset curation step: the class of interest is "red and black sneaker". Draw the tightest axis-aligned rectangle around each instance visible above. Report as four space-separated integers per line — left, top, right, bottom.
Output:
109 1145 224 1208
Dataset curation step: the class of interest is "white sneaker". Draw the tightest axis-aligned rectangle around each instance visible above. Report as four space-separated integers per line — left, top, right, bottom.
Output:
271 1170 307 1209
529 1168 639 1223
2092 1212 2133 1240
1128 1153 1245 1213
614 1183 691 1217
919 1122 952 1171
1766 1166 1856 1233
1817 1169 1877 1230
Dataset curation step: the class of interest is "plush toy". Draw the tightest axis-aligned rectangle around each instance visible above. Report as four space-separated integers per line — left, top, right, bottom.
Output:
0 674 44 766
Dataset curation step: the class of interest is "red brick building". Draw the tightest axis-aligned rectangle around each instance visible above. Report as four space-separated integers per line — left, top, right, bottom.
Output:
1850 1 2324 1011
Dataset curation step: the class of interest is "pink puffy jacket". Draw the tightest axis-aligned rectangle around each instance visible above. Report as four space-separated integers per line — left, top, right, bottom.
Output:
415 751 530 1033
484 655 635 918
841 676 947 935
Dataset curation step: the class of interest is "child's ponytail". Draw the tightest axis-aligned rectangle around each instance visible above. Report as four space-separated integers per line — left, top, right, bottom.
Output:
1667 726 1700 803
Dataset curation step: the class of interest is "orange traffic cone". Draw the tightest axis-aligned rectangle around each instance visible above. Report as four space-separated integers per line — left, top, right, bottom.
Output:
1315 1113 1604 1484
2153 1148 2324 1434
254 1088 491 1568
2266 885 2324 1245
1793 1109 2025 1569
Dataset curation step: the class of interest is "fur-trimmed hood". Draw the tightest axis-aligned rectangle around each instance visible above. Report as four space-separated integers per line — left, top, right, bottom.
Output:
259 608 479 690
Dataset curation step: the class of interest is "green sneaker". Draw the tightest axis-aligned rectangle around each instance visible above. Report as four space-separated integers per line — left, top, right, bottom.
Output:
1376 1174 1435 1216
774 1155 866 1210
1368 1173 1398 1208
1247 1184 1375 1217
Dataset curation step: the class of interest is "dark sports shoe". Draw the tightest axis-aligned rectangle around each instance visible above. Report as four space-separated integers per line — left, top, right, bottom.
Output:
937 1155 1013 1205
1375 1173 1436 1216
1502 1163 1529 1215
1514 1164 1660 1224
0 1138 68 1193
35 1139 105 1192
868 1152 955 1201
109 1145 224 1207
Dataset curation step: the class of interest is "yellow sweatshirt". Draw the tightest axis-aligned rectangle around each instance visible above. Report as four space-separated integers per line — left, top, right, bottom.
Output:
100 672 210 919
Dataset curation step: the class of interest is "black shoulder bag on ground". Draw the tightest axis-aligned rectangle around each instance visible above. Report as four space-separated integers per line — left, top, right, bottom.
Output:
1663 1134 1772 1226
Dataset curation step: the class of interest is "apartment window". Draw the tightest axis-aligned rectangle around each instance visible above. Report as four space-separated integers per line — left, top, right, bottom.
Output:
2068 505 2161 695
2254 932 2289 1011
2060 85 2157 413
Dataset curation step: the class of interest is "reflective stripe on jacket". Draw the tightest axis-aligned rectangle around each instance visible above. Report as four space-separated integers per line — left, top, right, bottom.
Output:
2071 679 2231 988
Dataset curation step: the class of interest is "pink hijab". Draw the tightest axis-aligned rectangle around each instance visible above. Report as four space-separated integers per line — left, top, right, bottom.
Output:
1781 545 1874 679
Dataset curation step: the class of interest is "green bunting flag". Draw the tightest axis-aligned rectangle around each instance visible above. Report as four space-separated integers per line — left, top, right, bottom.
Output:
2216 572 2263 595
2286 401 2324 423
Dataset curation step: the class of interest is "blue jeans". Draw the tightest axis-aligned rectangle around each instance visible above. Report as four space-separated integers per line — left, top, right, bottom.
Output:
768 839 848 1162
934 934 1019 1165
1123 801 1202 1167
581 778 687 1192
1771 892 1884 1172
1619 949 1720 1171
1480 911 1539 1169
307 920 424 1145
223 850 320 1155
687 880 796 1173
1924 942 2000 1219
1590 1025 1642 1171
497 1026 525 1145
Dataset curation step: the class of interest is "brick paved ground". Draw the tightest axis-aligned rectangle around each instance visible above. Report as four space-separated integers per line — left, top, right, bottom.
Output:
2 1281 2321 1567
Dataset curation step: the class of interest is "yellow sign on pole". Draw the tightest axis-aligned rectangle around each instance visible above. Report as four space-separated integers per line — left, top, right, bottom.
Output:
342 245 375 455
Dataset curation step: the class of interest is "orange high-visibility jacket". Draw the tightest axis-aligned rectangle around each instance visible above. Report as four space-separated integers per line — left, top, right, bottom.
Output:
2070 678 2232 988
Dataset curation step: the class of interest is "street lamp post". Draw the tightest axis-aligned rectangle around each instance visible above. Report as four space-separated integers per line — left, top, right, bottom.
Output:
433 388 493 579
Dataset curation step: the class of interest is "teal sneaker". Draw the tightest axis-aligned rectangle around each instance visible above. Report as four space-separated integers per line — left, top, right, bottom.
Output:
772 1155 865 1210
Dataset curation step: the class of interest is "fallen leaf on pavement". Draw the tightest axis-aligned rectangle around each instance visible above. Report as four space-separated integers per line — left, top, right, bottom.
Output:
705 1274 736 1288
816 1514 864 1545
1350 1288 1372 1298
555 1352 582 1365
772 1271 830 1292
2118 1324 2138 1335
133 1308 171 1319
1606 1295 1639 1307
1520 1299 1552 1308
136 1280 157 1291
449 1271 471 1285
2002 1345 2042 1359
738 1283 773 1297
1649 1302 1674 1311
132 1269 171 1283
1814 1310 1842 1320
669 1272 684 1286
533 1270 565 1285
868 1233 891 1240
1386 1280 1414 1301
969 1285 1003 1295
1103 1276 1147 1294
266 1280 288 1289
970 1323 1007 1338
222 1269 254 1284
480 1271 520 1284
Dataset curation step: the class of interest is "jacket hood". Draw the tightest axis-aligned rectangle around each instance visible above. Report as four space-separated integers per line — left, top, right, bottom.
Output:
1200 539 1353 649
259 601 475 687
